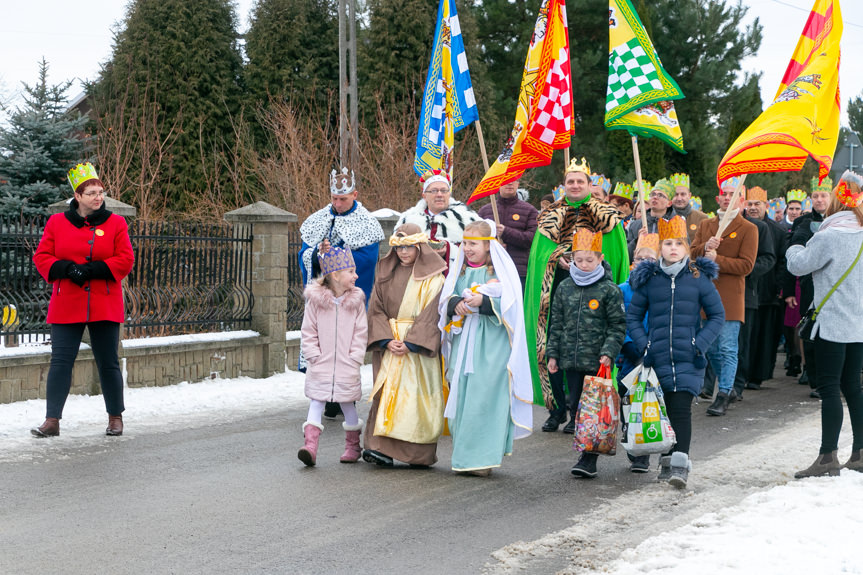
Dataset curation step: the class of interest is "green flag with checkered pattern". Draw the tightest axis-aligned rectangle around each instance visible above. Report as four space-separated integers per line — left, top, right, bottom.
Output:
605 0 683 125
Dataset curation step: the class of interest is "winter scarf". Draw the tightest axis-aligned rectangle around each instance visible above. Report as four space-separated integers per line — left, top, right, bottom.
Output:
569 262 605 286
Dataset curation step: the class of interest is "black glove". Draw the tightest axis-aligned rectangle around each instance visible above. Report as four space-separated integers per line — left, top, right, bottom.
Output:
66 263 90 287
48 260 75 282
80 261 114 281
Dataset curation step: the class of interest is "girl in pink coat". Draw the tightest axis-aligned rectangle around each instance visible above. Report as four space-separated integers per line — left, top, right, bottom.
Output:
299 246 368 466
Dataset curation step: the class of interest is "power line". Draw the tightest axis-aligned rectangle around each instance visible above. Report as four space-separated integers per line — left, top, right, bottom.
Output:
767 0 863 29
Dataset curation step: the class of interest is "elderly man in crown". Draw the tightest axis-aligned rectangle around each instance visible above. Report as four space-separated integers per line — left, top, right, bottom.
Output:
524 157 630 430
395 169 482 271
299 168 385 303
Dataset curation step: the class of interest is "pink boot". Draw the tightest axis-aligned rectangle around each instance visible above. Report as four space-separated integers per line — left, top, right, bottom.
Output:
340 420 364 463
298 422 323 466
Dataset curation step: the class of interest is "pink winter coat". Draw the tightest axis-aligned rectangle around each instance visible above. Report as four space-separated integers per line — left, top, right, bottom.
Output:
301 282 368 402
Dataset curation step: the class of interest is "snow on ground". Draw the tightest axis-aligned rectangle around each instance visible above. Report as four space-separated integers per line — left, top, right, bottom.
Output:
121 330 260 348
590 472 863 575
487 407 862 575
0 365 374 463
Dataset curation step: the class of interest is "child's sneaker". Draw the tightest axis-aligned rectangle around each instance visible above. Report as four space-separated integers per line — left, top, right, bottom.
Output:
668 452 692 489
657 455 672 482
629 454 650 473
571 453 598 478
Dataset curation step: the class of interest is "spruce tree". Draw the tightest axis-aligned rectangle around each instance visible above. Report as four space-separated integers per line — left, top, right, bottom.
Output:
0 60 89 217
91 0 244 211
848 92 863 137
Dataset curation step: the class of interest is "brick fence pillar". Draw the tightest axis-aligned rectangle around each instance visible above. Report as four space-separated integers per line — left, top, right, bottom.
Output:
225 202 298 377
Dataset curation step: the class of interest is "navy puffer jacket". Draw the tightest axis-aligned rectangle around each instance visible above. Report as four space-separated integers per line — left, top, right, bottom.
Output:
626 257 725 396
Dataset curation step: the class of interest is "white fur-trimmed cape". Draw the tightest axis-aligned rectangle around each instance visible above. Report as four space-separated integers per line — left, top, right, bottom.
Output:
395 198 481 245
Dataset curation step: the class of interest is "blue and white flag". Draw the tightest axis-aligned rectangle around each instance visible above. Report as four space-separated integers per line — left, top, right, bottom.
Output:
414 0 478 177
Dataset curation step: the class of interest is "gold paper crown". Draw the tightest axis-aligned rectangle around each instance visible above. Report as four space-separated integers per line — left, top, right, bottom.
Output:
811 176 833 194
67 162 99 193
669 173 690 189
746 186 767 203
318 246 356 276
572 227 602 252
635 232 660 255
787 189 808 203
564 157 591 177
613 182 634 201
658 216 688 242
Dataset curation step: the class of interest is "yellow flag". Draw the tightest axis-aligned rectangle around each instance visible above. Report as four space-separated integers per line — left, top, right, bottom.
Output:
718 0 842 185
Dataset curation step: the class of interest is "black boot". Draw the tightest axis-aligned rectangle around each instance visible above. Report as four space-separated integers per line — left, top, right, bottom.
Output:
571 453 599 478
706 391 730 416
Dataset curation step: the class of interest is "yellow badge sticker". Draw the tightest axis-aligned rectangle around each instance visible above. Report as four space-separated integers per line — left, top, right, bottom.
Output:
512 213 520 221
588 299 599 310
730 232 737 239
95 229 105 237
690 224 697 230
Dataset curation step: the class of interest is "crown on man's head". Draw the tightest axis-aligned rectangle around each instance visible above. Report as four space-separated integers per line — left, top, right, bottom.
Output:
565 157 591 177
330 167 356 196
719 176 742 194
67 162 100 193
613 182 634 201
768 197 786 211
786 189 807 203
746 186 767 203
572 227 603 252
811 176 834 194
669 173 690 189
591 173 612 193
658 215 688 242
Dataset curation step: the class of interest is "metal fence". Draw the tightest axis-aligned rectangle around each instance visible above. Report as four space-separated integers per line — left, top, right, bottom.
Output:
286 229 305 331
0 215 259 346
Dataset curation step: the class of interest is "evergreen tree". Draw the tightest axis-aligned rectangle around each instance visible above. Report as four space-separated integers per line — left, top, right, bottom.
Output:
848 92 863 136
91 0 244 211
0 60 89 217
245 0 339 115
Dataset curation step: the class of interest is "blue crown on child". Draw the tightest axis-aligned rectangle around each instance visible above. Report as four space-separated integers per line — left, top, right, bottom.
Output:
318 246 355 276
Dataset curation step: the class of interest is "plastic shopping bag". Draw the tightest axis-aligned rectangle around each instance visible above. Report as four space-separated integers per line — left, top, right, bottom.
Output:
620 364 677 455
573 365 620 455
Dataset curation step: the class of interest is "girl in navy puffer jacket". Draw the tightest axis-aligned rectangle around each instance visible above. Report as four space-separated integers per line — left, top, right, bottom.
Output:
626 216 724 488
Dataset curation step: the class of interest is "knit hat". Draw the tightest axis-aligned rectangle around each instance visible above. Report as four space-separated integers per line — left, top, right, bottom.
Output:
746 186 767 203
658 215 688 242
836 170 863 208
651 178 674 200
318 246 355 276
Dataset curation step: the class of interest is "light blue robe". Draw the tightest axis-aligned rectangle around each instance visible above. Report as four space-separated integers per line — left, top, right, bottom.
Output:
445 266 515 471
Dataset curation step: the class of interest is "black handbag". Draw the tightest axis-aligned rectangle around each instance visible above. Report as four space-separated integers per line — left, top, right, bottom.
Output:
796 239 863 342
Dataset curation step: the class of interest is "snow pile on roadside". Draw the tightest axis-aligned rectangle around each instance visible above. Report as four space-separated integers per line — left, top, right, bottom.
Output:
0 365 374 462
591 472 863 575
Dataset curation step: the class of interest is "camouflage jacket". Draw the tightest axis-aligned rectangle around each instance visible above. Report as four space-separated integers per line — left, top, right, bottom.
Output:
546 270 626 372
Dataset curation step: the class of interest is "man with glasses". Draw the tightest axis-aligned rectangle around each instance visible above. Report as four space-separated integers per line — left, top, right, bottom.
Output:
395 169 481 271
626 178 675 258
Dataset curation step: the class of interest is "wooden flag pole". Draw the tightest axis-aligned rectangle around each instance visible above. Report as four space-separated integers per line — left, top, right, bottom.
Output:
474 119 500 226
714 174 748 239
631 136 648 231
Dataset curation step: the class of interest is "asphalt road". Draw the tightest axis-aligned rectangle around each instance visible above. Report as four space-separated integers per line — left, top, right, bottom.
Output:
0 369 820 575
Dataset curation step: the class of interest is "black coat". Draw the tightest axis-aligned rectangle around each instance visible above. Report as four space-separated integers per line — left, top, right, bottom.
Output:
782 210 824 312
744 216 776 310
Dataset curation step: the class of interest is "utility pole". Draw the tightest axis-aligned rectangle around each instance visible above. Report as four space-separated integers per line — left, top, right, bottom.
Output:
338 0 359 173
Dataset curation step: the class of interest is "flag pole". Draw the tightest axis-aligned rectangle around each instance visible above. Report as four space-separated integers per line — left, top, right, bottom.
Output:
631 135 648 231
474 119 500 226
713 174 748 240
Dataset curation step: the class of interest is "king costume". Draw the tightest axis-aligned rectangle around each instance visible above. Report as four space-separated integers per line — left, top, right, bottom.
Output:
299 168 384 302
396 197 481 269
439 221 533 473
364 225 448 466
524 160 629 409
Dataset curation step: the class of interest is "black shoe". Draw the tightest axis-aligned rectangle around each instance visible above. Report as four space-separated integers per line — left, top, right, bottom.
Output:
745 381 762 390
810 389 821 399
629 455 650 473
706 392 731 416
562 418 576 434
729 389 742 402
362 449 394 467
798 370 809 386
787 365 802 377
542 414 564 432
698 390 713 400
323 402 343 420
571 453 598 478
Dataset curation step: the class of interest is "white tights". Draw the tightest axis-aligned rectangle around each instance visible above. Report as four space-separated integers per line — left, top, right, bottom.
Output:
306 399 359 427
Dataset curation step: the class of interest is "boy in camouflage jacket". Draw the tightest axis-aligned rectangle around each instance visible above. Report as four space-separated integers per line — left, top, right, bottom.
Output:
547 228 626 478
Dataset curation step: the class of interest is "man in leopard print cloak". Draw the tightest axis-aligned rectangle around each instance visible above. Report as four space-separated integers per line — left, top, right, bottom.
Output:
299 168 384 302
524 158 630 427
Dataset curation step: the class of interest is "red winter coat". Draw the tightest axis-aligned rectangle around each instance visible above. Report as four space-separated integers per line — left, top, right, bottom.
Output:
33 207 135 324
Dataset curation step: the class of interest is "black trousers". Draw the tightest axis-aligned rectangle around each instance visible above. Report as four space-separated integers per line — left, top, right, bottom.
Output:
46 322 124 419
664 391 694 455
734 307 758 394
783 325 802 369
750 305 780 383
813 337 863 454
548 369 588 420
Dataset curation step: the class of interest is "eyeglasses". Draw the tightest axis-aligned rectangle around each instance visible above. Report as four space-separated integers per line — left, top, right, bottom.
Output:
394 245 416 252
81 190 106 198
648 192 667 199
424 189 450 196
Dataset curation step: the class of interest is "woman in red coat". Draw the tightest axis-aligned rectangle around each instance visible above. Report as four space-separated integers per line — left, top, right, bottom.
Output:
30 163 135 437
